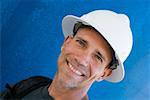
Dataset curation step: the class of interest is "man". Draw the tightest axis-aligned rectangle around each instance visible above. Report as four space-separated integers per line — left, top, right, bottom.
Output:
1 10 133 100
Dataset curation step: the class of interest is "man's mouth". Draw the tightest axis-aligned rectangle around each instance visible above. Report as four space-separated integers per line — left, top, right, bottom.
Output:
66 59 85 77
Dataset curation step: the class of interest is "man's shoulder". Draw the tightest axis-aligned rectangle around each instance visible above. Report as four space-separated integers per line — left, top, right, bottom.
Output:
1 76 53 99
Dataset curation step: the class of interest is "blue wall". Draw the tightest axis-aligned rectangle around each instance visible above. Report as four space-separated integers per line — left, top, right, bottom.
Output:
1 0 150 99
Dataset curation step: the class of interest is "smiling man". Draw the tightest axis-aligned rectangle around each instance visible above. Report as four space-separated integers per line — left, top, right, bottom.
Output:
47 10 133 100
1 10 133 100
49 24 117 100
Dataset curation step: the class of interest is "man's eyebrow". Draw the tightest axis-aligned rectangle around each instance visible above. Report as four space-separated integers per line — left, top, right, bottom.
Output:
76 37 88 44
96 51 105 61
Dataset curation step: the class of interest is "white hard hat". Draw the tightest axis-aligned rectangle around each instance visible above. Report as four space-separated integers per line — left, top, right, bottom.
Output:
62 10 133 83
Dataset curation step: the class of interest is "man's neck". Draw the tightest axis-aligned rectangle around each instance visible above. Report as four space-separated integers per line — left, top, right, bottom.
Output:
48 77 90 100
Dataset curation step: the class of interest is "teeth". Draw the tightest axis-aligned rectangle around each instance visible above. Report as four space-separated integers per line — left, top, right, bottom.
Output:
68 62 82 76
76 70 82 75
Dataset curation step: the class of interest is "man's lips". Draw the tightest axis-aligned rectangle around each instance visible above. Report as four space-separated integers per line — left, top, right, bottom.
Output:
66 59 85 77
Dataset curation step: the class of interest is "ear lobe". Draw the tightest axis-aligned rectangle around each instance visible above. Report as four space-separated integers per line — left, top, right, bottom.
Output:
96 68 112 82
104 68 112 77
96 72 105 82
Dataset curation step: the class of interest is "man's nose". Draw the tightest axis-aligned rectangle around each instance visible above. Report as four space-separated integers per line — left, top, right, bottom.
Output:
77 52 91 67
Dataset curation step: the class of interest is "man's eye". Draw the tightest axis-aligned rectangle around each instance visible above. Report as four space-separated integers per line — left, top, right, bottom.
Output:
95 55 103 62
76 40 85 47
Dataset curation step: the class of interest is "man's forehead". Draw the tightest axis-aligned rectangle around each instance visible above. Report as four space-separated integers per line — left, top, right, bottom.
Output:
74 27 106 43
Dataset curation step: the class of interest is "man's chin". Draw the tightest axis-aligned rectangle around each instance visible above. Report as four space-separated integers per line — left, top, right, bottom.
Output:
58 77 80 89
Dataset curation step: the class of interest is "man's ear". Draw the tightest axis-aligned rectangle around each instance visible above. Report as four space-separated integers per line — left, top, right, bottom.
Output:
61 35 73 51
96 68 112 82
63 35 73 44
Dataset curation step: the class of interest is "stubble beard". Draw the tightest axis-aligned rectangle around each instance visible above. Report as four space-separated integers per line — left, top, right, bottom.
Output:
54 70 80 90
56 52 93 90
56 53 81 89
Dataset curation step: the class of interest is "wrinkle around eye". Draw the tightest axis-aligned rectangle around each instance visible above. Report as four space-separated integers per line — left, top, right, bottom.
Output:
76 39 86 47
94 54 103 63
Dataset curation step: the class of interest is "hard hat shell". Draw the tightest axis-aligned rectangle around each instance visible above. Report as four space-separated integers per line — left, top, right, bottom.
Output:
62 10 133 83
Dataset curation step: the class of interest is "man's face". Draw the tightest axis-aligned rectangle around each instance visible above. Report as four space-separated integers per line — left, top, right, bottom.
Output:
57 28 112 88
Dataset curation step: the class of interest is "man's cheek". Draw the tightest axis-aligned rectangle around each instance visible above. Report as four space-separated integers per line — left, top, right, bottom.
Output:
91 65 104 76
64 46 77 53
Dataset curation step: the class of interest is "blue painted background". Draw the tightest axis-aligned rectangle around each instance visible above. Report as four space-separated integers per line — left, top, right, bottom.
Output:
1 0 150 99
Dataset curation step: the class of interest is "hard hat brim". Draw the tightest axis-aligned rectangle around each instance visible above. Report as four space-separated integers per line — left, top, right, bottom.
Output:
62 15 125 83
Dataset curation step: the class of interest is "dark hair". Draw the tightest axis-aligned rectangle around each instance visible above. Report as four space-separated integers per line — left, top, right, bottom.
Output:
73 22 118 70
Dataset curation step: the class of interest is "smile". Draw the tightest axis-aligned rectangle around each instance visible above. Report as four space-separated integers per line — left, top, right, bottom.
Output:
66 59 85 77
